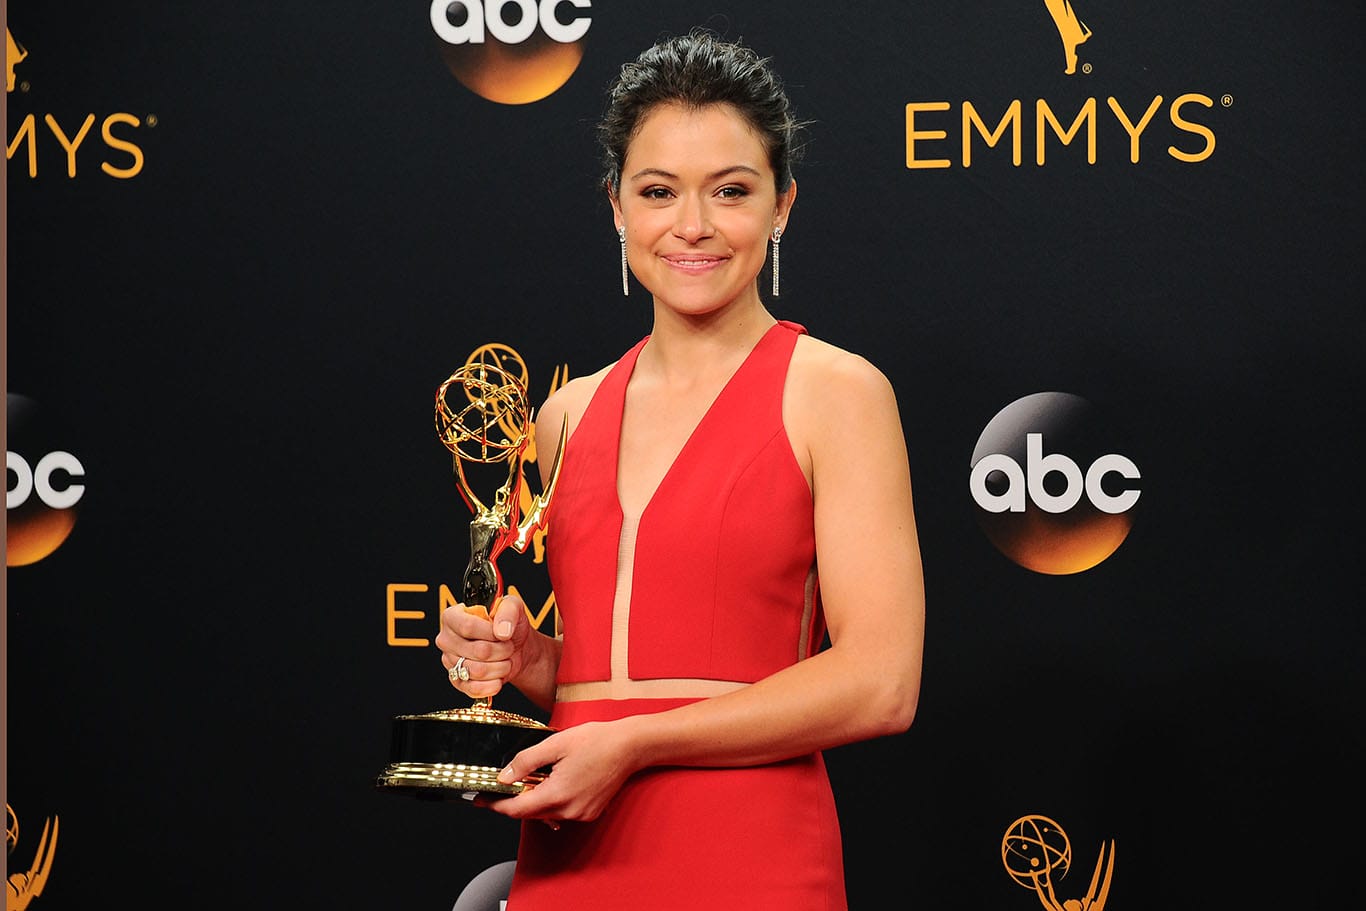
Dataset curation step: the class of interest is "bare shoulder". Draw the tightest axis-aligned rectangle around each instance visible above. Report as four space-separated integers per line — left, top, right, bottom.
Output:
788 334 898 418
534 361 616 443
784 333 906 479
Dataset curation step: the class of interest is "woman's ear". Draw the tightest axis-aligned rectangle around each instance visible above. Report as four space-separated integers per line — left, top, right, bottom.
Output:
775 178 797 234
607 182 623 229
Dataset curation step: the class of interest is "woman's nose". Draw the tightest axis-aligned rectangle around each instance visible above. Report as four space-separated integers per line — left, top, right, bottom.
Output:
673 195 712 243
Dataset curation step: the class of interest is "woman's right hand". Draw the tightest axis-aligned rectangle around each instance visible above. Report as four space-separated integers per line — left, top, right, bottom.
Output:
435 591 532 700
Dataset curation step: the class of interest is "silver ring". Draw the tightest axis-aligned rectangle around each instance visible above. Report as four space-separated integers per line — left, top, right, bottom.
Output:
449 656 470 683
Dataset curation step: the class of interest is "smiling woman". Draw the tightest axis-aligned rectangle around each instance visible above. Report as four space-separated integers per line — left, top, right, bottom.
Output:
433 28 927 910
611 102 794 318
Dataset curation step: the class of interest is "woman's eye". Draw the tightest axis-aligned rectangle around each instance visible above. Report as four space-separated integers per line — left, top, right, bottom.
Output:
642 186 673 200
717 185 748 199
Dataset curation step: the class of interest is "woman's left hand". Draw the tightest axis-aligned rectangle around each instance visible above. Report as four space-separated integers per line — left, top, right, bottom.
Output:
479 720 639 825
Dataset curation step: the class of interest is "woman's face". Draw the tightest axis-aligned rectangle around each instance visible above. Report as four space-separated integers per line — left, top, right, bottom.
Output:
611 102 795 317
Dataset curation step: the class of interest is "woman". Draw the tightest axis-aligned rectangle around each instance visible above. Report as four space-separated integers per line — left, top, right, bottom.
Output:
436 29 925 909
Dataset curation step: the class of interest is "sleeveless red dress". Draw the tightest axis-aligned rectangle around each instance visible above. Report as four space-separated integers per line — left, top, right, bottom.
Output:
506 321 847 910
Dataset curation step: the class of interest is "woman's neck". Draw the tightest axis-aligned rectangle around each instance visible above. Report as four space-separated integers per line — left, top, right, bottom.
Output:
641 298 776 384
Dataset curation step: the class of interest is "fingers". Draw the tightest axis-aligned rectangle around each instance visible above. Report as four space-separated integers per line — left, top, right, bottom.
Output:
485 744 570 827
442 652 508 698
487 770 552 820
438 606 481 650
437 594 526 696
438 602 502 665
437 605 497 695
441 593 523 641
446 655 471 684
496 735 555 791
492 591 526 641
496 761 525 789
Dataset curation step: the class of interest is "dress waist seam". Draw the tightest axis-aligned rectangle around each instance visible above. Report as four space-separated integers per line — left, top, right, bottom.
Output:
556 678 750 704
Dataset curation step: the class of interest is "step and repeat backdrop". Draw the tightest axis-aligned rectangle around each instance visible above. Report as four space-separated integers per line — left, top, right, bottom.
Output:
5 1 1362 908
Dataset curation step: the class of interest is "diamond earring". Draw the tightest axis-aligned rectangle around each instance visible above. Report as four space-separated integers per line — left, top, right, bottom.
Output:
770 226 783 297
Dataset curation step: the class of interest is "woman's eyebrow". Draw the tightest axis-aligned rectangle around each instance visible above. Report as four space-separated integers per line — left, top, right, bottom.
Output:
627 165 763 182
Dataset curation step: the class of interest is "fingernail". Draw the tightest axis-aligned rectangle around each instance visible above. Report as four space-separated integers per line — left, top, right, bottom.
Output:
497 765 515 783
497 620 513 638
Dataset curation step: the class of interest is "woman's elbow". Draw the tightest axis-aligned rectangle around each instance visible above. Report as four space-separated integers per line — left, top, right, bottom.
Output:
863 677 920 738
887 684 921 735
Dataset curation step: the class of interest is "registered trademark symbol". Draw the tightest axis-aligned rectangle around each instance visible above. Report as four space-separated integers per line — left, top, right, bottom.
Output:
1221 94 1233 107
146 114 158 127
1082 62 1092 74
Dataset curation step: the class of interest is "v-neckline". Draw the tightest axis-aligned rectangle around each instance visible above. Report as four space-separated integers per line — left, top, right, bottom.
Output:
614 322 782 522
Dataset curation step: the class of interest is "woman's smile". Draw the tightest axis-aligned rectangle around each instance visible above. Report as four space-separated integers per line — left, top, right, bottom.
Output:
661 252 729 272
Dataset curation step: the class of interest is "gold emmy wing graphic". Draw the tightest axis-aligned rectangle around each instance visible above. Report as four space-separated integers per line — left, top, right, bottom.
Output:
5 28 27 92
1002 814 1115 911
377 345 567 799
1042 1 1092 74
6 805 59 911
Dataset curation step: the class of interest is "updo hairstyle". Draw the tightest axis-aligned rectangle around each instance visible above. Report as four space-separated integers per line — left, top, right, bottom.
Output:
598 29 806 198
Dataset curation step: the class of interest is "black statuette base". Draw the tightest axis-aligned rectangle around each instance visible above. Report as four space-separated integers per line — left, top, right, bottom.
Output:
376 705 553 799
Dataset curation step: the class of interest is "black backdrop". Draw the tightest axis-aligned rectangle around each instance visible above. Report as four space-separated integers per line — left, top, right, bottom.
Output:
5 1 1362 907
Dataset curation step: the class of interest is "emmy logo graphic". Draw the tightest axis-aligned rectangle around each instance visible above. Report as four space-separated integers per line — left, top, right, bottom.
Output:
1043 1 1092 74
1002 815 1115 911
7 805 59 911
6 27 27 91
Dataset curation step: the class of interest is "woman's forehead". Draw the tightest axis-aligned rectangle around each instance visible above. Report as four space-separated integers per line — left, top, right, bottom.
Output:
624 103 769 171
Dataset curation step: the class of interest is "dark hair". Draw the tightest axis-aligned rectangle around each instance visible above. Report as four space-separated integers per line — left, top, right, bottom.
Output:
598 29 806 197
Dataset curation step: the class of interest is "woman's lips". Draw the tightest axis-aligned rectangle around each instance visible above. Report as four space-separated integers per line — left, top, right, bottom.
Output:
662 254 727 272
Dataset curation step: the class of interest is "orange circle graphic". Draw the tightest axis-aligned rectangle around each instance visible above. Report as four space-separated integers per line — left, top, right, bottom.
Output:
440 34 584 105
7 506 78 567
978 509 1133 575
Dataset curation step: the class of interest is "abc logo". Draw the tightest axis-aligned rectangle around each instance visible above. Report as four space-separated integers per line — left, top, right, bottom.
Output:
969 392 1140 574
452 860 516 910
7 394 86 566
431 0 592 105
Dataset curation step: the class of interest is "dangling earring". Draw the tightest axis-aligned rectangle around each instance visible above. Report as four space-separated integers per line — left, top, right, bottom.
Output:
618 225 629 296
770 226 783 297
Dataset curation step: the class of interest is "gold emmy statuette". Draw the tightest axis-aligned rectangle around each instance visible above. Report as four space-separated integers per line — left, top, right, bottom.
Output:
377 357 566 799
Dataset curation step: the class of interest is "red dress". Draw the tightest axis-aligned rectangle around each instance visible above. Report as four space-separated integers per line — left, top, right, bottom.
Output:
507 321 847 910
